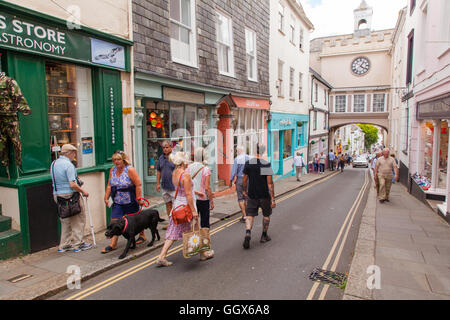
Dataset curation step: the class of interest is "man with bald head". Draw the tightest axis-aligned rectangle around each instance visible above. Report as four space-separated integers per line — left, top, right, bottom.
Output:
375 148 399 203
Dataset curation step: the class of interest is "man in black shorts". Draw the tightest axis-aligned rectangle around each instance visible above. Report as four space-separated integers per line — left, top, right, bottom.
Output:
242 144 276 249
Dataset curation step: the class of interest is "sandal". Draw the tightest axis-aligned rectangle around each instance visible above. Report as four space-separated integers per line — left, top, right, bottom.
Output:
200 250 215 261
135 236 146 245
101 245 116 254
156 258 173 267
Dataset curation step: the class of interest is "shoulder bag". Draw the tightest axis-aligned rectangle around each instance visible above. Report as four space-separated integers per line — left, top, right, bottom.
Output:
51 160 82 219
170 172 193 225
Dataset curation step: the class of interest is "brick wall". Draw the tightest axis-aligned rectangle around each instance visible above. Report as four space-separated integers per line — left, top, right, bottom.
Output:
133 0 270 97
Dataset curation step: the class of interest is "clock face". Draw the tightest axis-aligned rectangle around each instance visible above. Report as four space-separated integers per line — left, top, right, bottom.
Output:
351 57 370 75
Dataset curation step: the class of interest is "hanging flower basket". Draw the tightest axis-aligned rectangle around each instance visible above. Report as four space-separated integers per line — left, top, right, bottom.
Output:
321 138 326 142
297 121 303 127
310 140 316 145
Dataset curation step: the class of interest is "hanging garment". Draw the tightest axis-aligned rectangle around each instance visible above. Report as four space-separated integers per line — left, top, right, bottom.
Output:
0 72 31 167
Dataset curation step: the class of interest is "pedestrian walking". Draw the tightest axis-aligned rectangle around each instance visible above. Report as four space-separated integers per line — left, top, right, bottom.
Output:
156 152 213 266
102 150 145 253
391 153 399 184
51 144 92 253
189 147 214 228
242 144 275 250
328 150 336 171
230 146 250 223
339 154 346 172
372 151 382 197
293 152 305 181
156 141 176 230
319 152 326 174
375 148 399 203
313 153 319 173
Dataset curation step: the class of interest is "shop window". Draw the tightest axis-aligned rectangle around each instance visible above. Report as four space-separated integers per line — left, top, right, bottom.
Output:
170 103 184 136
283 130 292 159
46 61 95 168
146 101 169 177
422 121 433 179
439 121 448 189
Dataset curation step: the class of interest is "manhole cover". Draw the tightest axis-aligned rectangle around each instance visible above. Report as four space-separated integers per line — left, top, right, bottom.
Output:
309 267 347 287
7 274 33 283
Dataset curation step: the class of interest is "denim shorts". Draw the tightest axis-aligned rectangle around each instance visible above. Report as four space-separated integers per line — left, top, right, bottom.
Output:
111 201 139 219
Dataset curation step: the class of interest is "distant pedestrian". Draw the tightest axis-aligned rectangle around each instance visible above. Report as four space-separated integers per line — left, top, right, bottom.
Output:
375 148 399 203
242 144 275 249
390 154 399 184
102 150 145 253
319 152 326 174
372 151 382 196
328 150 336 171
347 154 352 165
339 154 346 172
230 146 250 223
51 144 92 253
189 147 214 228
313 153 319 173
157 141 176 230
293 152 305 181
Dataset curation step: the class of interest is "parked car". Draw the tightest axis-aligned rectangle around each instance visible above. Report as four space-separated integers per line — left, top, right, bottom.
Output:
352 156 369 168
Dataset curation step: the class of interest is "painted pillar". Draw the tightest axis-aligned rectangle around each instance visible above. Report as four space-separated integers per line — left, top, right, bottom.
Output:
431 120 441 191
134 97 144 182
446 119 450 215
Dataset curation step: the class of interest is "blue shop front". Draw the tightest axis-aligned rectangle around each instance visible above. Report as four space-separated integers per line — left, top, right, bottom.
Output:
269 112 309 178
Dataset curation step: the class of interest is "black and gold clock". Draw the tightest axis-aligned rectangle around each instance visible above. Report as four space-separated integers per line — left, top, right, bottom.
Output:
351 56 370 76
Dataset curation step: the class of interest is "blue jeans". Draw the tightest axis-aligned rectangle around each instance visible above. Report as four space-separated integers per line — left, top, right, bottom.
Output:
314 163 318 172
319 163 325 172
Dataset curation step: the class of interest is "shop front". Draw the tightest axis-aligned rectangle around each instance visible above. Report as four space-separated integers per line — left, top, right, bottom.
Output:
411 94 450 215
134 73 230 195
269 112 309 178
0 2 132 256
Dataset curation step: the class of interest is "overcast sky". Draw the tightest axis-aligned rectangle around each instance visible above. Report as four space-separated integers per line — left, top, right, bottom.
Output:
303 0 407 39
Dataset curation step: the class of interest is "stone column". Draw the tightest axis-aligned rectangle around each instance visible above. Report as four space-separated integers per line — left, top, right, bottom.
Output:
431 120 441 191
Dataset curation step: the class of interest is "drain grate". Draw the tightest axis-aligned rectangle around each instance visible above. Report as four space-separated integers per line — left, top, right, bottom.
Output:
309 267 347 287
7 274 33 283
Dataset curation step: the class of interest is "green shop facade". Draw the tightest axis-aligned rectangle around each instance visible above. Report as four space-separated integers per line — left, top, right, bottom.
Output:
0 2 132 258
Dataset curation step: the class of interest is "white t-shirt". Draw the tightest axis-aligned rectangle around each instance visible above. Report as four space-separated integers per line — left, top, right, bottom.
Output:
188 162 211 201
294 156 304 167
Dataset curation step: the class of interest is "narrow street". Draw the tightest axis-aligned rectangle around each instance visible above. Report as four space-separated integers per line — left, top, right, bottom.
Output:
54 167 369 300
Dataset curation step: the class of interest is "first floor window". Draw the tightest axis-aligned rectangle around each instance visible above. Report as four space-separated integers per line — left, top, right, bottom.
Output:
245 29 257 81
217 12 234 76
373 94 386 112
299 72 303 101
170 0 197 66
289 68 295 99
278 60 284 97
353 94 365 112
47 61 95 168
335 95 346 112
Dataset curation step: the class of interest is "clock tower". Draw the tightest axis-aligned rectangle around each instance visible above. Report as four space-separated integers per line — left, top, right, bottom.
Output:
354 0 373 38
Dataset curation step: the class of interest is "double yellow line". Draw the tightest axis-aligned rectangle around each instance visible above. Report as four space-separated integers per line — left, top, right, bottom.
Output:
67 172 340 300
67 217 242 300
306 170 369 300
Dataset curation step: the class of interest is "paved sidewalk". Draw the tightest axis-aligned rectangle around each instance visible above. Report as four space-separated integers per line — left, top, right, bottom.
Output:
0 170 338 300
344 180 450 300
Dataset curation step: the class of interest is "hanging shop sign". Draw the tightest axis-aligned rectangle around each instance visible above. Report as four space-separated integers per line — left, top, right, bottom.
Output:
0 10 128 70
417 94 450 120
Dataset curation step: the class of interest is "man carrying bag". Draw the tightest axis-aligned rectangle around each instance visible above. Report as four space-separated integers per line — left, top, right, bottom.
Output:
51 144 92 253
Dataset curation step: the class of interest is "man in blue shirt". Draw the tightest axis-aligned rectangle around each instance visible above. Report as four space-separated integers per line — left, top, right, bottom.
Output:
230 146 250 223
51 144 92 253
157 141 176 228
328 150 336 171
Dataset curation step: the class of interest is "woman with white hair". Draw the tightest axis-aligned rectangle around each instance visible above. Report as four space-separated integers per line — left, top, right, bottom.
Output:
156 151 213 266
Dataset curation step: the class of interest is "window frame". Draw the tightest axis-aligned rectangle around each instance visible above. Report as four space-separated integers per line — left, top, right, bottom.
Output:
335 95 346 113
278 59 284 97
278 2 285 34
216 10 235 77
353 94 366 113
289 67 295 99
372 93 386 112
169 0 198 68
245 28 258 82
298 72 303 102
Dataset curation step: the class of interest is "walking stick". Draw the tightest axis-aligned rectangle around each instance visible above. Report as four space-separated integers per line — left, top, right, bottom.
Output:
84 196 97 247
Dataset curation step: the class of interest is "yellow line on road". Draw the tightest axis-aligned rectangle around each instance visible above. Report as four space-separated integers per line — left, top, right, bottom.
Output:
306 170 369 300
67 173 340 300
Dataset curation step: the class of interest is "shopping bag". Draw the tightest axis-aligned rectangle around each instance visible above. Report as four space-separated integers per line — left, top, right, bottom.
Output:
182 220 211 258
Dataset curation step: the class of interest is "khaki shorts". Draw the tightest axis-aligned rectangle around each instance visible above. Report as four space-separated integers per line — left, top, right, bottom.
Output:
161 188 174 203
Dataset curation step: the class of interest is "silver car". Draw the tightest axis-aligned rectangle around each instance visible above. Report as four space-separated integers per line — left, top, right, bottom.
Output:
352 156 369 168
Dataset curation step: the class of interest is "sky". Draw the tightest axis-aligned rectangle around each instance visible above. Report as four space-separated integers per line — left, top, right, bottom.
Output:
302 0 407 39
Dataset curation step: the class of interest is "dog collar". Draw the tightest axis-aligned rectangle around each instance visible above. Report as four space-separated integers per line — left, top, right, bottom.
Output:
122 217 128 233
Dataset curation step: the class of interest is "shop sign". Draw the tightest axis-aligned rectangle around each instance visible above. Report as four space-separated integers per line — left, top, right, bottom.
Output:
417 95 450 120
279 120 292 126
110 87 116 145
0 11 127 70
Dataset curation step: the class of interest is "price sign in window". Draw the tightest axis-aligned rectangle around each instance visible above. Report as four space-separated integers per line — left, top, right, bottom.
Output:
46 61 95 168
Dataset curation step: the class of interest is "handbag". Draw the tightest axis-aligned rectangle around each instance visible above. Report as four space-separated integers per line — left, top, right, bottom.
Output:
182 220 211 258
51 160 82 219
170 172 193 225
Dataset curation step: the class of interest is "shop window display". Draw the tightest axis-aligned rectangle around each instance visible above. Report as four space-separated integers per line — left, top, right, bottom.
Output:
47 61 95 168
439 120 448 189
146 101 169 177
422 121 433 179
283 130 292 159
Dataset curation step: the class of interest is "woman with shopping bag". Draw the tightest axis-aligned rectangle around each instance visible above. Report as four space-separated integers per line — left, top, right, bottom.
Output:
156 152 214 267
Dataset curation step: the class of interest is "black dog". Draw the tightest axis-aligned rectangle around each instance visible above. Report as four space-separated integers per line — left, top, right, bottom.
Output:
105 209 165 259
